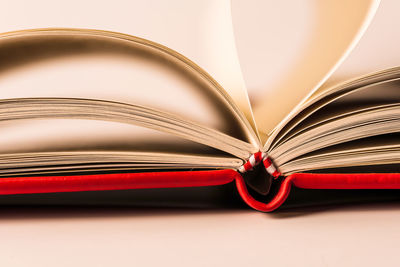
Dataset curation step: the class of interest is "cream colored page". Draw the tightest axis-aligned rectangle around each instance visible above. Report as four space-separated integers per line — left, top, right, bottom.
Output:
0 32 256 157
0 119 215 155
0 0 255 132
317 0 400 92
0 32 235 136
231 0 379 141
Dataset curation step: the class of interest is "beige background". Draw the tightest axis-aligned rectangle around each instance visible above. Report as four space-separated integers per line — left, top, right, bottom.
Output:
0 202 398 266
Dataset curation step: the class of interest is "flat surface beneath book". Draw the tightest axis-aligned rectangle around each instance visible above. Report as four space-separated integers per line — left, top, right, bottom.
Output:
0 199 398 266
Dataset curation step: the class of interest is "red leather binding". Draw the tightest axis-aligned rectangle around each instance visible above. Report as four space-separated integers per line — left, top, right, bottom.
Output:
236 173 400 212
235 174 294 212
0 170 237 195
0 171 399 212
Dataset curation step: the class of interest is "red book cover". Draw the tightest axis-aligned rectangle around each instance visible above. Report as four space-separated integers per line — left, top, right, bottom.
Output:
1 170 400 212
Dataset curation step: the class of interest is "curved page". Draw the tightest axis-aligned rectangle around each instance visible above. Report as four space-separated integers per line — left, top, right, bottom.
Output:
231 0 379 142
0 0 258 140
0 29 260 154
317 0 400 92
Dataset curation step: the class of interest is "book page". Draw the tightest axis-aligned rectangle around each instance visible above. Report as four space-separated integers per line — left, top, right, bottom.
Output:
280 137 400 175
0 29 261 159
266 77 400 174
0 0 257 135
0 119 243 176
270 104 400 167
315 0 400 92
231 0 379 142
273 80 400 147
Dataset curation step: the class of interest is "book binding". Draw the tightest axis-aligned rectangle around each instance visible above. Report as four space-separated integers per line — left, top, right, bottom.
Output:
1 171 400 212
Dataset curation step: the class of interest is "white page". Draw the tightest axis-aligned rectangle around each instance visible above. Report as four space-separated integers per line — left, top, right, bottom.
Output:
231 0 379 141
318 0 400 91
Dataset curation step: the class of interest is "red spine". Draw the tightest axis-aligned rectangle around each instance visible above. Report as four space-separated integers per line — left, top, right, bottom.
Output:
0 171 399 212
0 170 237 195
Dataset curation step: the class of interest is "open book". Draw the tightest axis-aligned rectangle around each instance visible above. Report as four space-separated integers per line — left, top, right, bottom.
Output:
1 0 400 211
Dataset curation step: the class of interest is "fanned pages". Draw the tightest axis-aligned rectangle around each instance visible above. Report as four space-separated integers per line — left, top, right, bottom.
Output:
0 28 259 176
0 0 258 133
